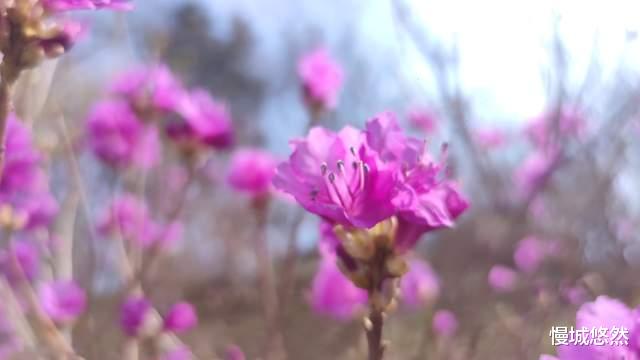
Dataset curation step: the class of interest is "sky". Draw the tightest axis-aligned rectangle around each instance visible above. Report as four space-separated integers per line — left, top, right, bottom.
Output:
181 0 640 124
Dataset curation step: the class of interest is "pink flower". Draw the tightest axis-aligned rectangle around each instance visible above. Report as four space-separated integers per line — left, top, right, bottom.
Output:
525 107 586 150
0 241 39 285
167 89 234 150
400 259 440 308
97 194 181 249
0 115 58 229
275 111 469 250
111 64 184 112
274 125 397 228
432 309 458 337
227 148 276 197
488 265 518 293
310 256 367 320
365 113 469 232
553 296 638 359
297 47 343 110
86 100 159 169
513 236 549 274
163 302 197 334
560 285 589 305
39 280 86 323
120 296 151 337
408 108 438 134
318 221 340 257
514 150 559 198
474 128 507 150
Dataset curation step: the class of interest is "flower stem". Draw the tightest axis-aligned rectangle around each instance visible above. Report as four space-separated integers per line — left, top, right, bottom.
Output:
366 304 385 360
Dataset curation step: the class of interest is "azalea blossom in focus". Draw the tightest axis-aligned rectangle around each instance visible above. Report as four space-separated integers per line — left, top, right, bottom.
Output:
274 112 468 240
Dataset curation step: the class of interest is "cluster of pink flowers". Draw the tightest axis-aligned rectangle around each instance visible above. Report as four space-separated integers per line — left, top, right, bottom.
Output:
274 112 468 252
97 194 183 249
86 64 234 169
0 115 58 230
120 296 197 337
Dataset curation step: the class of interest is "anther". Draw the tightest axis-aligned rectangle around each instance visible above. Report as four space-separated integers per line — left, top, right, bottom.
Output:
320 162 328 175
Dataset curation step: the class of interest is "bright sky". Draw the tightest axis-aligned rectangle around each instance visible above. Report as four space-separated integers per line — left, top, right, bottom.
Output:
191 0 640 124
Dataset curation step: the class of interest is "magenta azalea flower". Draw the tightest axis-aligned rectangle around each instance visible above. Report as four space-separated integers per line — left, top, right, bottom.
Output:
86 100 159 169
525 107 586 150
39 280 87 323
0 115 59 229
163 302 197 334
297 47 343 110
274 111 468 250
227 148 276 197
120 296 151 337
111 65 184 113
514 150 558 198
97 194 181 249
318 220 340 257
0 241 39 285
513 236 549 274
274 125 397 228
408 108 438 134
400 258 440 308
488 265 518 293
433 309 458 337
167 89 234 149
310 256 367 320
